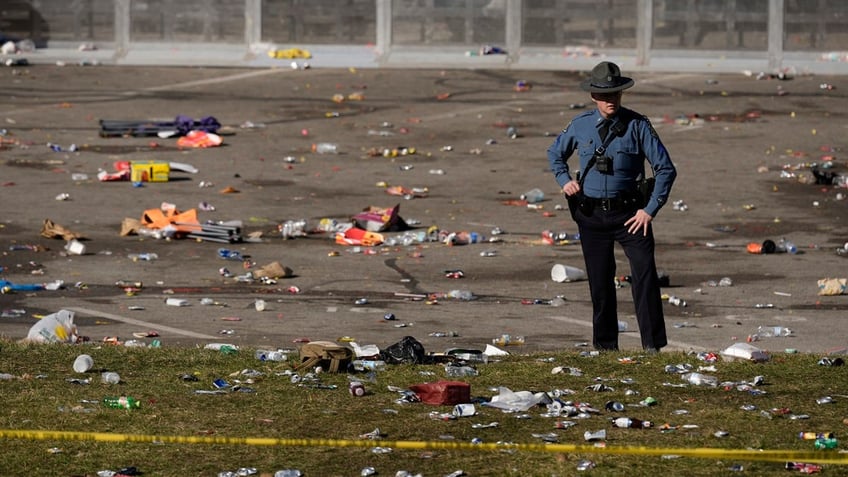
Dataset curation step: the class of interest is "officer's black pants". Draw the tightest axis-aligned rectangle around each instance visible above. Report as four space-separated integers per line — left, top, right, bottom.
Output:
574 205 667 351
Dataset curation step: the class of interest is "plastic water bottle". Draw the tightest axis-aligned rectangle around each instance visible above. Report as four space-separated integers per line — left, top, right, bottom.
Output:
520 188 545 203
311 142 338 154
778 238 798 254
351 360 387 372
613 417 652 428
128 253 158 261
102 396 140 409
756 325 793 338
255 350 288 362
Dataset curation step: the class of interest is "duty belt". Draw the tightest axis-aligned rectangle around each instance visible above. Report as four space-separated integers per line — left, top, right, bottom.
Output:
584 194 639 211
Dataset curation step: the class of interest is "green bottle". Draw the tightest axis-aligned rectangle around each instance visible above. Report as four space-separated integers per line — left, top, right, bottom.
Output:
102 396 141 409
814 438 838 450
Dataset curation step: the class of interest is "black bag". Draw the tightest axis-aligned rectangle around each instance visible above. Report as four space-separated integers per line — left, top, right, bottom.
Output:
636 176 655 208
380 336 427 364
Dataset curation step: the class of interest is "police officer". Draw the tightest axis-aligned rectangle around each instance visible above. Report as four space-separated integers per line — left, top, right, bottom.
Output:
547 61 677 352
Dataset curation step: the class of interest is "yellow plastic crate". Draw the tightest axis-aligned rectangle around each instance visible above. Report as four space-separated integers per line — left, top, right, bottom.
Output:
130 162 170 182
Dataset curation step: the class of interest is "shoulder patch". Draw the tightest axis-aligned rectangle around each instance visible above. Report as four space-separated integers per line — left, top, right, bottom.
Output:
646 119 659 139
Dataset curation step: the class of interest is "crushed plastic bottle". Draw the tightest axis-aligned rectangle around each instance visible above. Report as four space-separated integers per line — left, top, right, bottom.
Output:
447 289 475 301
217 248 244 261
279 219 307 239
127 253 158 261
753 326 793 339
492 334 525 346
445 364 478 377
681 372 718 387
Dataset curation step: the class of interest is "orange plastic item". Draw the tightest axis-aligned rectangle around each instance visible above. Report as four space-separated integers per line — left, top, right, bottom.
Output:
141 207 200 233
335 227 384 246
177 130 223 148
746 242 762 254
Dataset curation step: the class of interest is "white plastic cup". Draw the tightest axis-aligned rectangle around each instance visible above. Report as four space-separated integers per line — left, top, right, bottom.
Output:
551 264 588 282
101 371 120 384
73 354 93 373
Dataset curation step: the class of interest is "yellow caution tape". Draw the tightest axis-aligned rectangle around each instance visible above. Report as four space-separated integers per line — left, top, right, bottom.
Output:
1 429 847 465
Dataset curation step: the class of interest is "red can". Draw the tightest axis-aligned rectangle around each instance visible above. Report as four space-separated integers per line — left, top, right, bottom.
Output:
349 381 365 397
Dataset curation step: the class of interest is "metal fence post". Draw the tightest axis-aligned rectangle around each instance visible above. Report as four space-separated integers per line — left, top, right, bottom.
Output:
245 0 261 47
376 0 392 65
505 0 521 65
114 0 130 58
768 0 784 71
636 0 652 66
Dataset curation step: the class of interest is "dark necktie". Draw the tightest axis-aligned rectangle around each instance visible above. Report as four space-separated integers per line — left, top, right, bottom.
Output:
599 119 612 141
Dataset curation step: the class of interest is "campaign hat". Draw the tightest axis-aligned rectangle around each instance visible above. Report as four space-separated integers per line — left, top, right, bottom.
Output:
580 61 634 93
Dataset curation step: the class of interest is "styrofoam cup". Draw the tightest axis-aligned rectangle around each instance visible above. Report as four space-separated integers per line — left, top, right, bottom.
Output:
73 354 93 373
551 264 588 282
65 239 86 255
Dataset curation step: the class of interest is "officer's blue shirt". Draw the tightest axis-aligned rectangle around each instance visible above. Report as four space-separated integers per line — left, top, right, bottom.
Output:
547 107 676 217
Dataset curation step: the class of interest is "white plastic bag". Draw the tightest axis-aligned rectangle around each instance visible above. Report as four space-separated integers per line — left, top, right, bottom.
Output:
483 386 546 412
26 309 78 343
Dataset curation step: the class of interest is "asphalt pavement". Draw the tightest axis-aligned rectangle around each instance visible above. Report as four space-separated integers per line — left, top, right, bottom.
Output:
1 64 847 356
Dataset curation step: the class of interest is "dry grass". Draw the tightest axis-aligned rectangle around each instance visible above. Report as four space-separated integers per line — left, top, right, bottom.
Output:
0 339 845 476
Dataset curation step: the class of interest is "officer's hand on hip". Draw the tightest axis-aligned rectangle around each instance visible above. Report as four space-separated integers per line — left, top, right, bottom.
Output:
562 180 580 197
625 209 653 236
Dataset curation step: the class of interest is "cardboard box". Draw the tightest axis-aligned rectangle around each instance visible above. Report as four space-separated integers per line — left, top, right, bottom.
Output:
131 162 170 182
